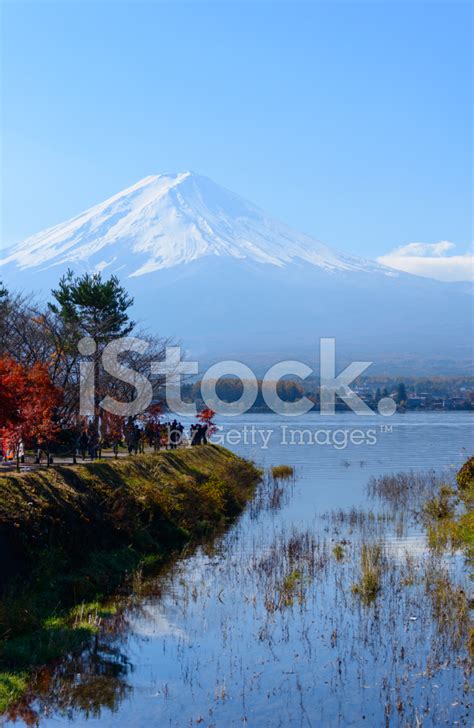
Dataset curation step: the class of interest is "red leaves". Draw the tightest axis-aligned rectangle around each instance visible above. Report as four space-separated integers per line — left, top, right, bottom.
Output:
0 357 23 427
140 402 162 424
198 407 216 423
198 407 217 435
101 410 124 441
0 356 63 451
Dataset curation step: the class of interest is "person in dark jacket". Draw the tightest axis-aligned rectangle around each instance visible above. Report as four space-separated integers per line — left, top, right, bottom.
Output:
79 430 89 460
87 427 99 460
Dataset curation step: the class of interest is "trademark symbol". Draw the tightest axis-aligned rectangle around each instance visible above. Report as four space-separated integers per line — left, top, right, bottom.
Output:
380 424 393 433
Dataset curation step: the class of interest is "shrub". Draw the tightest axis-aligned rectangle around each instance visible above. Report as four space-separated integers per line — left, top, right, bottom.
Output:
423 485 457 520
271 465 294 480
457 457 474 491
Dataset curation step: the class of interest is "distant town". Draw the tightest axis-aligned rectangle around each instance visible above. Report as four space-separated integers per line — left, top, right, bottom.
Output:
183 377 474 413
353 378 474 412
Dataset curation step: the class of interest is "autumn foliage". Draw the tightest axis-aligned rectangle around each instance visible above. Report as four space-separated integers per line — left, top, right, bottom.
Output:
198 407 217 435
0 356 62 459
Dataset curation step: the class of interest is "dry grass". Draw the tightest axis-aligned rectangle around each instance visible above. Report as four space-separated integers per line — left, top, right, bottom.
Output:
367 470 450 509
469 626 474 659
352 543 383 605
271 465 294 480
424 565 470 651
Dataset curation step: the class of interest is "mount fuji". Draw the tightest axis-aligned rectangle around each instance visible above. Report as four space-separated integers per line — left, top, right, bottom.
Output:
1 172 472 373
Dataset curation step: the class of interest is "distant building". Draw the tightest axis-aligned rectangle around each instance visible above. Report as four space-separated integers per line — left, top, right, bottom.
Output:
406 396 426 409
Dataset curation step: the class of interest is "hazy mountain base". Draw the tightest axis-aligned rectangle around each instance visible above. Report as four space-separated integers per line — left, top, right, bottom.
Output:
124 257 473 375
3 256 470 375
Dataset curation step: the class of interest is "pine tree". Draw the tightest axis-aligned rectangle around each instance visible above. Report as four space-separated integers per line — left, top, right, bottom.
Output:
49 270 135 423
49 269 134 341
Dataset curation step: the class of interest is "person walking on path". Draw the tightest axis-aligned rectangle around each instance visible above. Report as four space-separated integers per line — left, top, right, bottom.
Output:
79 430 89 460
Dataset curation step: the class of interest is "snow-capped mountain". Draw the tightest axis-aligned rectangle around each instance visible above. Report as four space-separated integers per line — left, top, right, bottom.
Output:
2 171 388 277
1 173 472 373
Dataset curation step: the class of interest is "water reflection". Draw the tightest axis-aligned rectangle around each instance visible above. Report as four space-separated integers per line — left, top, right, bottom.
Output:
4 412 473 727
7 636 132 726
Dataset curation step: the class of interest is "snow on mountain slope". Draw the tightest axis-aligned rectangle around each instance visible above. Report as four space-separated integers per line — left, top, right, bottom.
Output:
1 172 471 373
0 172 392 278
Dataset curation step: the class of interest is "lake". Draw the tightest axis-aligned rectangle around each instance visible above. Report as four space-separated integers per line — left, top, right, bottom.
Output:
6 412 473 727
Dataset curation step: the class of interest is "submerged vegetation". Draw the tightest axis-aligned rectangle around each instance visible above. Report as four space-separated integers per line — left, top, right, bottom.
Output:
424 563 470 652
367 469 443 509
351 542 383 605
332 542 345 561
369 457 473 660
2 450 473 724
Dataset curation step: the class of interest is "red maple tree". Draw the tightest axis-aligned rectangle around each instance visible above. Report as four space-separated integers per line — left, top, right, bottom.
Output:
0 356 63 467
0 357 23 429
197 407 217 436
139 403 162 447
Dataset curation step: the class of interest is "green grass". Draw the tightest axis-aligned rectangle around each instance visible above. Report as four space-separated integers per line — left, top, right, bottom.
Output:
0 672 28 714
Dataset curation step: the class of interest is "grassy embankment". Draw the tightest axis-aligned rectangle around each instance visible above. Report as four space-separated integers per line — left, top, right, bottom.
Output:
0 445 261 711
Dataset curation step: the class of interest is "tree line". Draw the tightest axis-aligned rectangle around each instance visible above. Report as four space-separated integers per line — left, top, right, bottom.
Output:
0 270 170 467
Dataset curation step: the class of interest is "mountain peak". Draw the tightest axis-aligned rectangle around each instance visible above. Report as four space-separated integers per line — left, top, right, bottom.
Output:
1 172 389 278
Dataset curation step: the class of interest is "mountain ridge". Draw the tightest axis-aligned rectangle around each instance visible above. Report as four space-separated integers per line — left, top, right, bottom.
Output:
1 172 396 278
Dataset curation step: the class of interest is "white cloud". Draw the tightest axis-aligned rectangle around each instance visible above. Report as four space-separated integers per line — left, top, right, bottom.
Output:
393 241 455 257
377 241 473 282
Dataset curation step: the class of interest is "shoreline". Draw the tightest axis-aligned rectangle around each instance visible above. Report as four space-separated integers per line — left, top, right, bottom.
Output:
0 445 262 712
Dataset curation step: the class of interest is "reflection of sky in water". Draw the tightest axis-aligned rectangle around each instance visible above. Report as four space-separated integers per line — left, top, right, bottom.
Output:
12 412 473 728
130 607 189 641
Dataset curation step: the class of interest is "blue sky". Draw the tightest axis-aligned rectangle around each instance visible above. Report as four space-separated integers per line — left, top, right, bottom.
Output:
1 0 472 268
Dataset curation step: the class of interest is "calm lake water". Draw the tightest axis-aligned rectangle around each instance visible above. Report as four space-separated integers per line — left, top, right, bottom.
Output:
7 412 474 727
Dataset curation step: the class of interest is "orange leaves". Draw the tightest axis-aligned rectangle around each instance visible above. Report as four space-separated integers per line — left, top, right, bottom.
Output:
0 356 63 449
198 407 217 435
198 407 216 423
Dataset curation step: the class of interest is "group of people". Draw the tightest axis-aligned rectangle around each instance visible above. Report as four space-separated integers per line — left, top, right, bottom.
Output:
78 426 101 460
160 419 185 451
190 423 209 446
76 419 210 460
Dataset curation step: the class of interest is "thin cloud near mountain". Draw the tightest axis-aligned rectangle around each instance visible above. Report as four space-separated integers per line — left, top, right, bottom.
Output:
377 241 473 282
